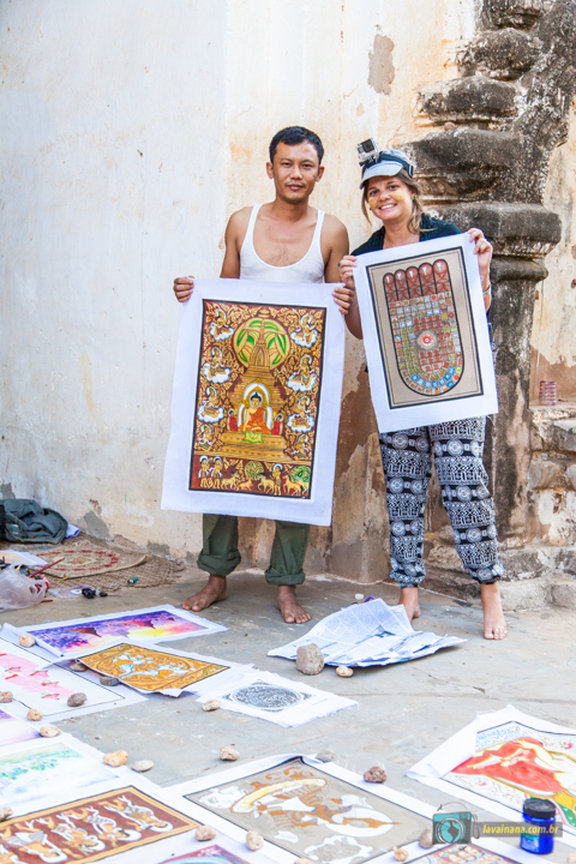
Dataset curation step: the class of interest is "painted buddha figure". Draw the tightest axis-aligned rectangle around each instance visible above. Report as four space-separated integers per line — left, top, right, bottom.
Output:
221 315 289 454
240 391 270 433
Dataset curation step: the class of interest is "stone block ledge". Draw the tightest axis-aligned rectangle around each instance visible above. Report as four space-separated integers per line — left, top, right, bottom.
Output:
421 542 575 609
531 406 576 454
442 201 562 245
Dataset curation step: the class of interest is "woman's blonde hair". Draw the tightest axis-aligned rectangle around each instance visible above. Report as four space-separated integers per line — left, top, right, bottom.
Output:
361 168 424 235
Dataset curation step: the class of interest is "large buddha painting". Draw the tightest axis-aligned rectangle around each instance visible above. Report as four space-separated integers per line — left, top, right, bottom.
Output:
162 279 344 525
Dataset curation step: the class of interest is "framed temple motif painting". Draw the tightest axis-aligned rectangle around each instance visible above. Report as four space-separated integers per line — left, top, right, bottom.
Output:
162 279 344 525
353 234 498 433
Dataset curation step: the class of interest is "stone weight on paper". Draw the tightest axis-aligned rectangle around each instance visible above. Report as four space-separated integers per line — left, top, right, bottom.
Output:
296 643 324 675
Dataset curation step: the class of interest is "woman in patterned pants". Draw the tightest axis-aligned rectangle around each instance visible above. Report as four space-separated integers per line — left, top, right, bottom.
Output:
334 145 506 639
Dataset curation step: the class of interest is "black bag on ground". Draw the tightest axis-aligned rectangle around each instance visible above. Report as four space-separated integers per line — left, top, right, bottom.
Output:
0 498 68 544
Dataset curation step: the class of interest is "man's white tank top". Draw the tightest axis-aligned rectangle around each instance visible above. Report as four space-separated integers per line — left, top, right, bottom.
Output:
239 204 325 283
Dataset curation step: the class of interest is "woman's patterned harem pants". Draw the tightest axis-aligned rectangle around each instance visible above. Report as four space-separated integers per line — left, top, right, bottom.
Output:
379 417 504 586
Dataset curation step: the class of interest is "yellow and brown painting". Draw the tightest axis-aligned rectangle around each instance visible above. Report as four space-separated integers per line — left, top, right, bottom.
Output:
190 300 326 500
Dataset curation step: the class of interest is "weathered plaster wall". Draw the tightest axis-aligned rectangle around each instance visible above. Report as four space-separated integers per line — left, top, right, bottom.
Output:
0 0 229 559
531 113 576 402
3 0 574 590
0 0 475 574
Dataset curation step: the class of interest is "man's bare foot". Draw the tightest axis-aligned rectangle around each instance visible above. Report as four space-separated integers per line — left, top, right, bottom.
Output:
276 585 311 624
400 585 421 621
481 582 507 640
182 574 228 612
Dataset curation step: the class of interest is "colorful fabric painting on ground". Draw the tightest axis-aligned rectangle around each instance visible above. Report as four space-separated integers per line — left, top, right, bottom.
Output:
0 785 199 864
175 755 431 863
158 845 255 863
0 736 124 811
0 637 137 720
0 708 40 748
162 279 344 525
77 642 233 695
410 843 528 863
23 605 226 658
353 234 498 432
407 706 576 847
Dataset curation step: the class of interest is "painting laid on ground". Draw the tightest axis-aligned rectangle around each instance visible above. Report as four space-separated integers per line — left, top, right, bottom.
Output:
173 754 432 863
409 842 533 863
0 736 125 812
195 668 355 726
76 642 239 696
0 785 199 864
22 606 226 658
353 235 498 432
0 708 41 747
162 279 344 525
0 636 141 720
408 706 576 847
158 845 261 863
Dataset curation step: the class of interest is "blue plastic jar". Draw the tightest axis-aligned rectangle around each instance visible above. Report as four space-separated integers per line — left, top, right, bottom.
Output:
521 797 556 854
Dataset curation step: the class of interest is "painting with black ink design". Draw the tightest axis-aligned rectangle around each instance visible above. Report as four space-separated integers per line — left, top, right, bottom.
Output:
196 669 355 726
353 234 498 433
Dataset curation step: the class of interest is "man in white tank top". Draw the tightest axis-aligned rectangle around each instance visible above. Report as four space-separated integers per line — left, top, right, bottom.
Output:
173 126 350 624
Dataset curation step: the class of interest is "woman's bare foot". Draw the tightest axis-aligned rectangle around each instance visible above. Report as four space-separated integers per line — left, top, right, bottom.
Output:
182 574 228 612
481 582 507 639
276 585 311 624
400 585 421 621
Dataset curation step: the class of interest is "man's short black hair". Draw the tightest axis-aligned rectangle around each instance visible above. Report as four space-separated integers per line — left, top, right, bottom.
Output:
269 126 324 164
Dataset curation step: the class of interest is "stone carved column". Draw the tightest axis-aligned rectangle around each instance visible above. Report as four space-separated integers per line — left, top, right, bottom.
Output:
403 0 576 592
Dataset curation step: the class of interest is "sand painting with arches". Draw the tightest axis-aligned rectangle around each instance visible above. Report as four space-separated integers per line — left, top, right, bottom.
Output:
180 756 430 864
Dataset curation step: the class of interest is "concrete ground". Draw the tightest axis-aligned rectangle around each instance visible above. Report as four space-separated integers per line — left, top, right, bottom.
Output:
4 562 576 861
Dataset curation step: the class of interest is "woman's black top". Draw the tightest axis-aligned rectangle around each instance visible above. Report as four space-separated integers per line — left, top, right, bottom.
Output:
352 213 460 256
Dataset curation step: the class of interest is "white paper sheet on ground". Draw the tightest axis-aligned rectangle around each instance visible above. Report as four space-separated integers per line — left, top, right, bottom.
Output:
161 278 345 526
354 233 498 433
195 668 356 726
13 604 227 659
0 634 145 721
168 752 437 864
0 732 132 815
268 599 464 666
76 639 253 697
407 704 576 848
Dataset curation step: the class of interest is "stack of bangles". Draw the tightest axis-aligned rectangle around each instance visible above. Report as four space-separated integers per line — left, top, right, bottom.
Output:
483 284 492 295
